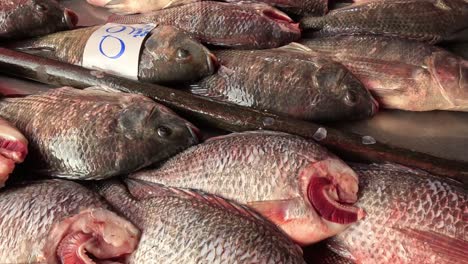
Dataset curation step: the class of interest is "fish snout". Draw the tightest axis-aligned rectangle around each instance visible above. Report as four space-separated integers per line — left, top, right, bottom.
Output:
186 122 202 143
63 8 79 28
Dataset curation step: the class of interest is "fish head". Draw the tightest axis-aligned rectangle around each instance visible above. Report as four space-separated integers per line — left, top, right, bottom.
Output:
15 0 78 38
313 62 378 121
141 26 218 83
42 208 140 264
292 156 365 245
117 99 200 169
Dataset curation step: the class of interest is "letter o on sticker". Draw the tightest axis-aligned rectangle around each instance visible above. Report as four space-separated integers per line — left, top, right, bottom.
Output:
106 25 127 33
99 35 126 59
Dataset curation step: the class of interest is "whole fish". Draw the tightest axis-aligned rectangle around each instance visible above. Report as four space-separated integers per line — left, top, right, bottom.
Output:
87 0 200 15
0 117 28 187
301 36 468 111
300 0 468 44
0 179 140 263
129 131 366 245
224 0 328 16
9 25 217 84
0 0 78 39
97 179 306 263
327 163 468 264
189 45 378 121
0 87 199 180
108 1 301 49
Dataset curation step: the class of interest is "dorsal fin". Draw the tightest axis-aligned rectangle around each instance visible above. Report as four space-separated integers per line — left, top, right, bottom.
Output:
125 178 279 226
205 130 293 142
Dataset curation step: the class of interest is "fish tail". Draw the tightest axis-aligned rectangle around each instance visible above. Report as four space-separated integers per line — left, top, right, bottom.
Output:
300 16 326 30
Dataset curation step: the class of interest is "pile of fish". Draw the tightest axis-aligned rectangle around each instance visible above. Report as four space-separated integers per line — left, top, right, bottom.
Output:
0 0 467 263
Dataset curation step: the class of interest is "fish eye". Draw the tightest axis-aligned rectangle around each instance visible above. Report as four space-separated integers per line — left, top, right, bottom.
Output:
157 126 172 138
344 90 358 106
35 3 48 12
176 48 191 60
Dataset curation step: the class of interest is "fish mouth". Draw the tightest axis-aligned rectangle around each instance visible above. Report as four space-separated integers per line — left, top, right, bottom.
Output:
63 8 79 28
206 52 219 74
186 123 201 143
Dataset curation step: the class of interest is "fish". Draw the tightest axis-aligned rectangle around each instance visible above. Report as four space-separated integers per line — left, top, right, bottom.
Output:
189 44 378 121
0 86 199 180
224 0 328 16
300 0 468 44
0 117 28 187
301 36 468 111
108 1 301 49
0 179 140 263
9 25 217 84
0 0 78 39
97 179 307 263
87 0 200 15
129 131 366 245
327 163 468 264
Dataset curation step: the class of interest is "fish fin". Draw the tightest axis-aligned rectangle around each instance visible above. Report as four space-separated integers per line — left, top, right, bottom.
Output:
125 178 281 226
277 42 312 53
394 228 468 263
187 83 210 96
326 238 357 262
247 199 300 225
204 130 294 142
84 85 122 94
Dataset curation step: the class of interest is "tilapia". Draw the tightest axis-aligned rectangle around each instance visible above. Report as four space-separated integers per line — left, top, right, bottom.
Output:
0 117 28 187
87 0 200 15
0 87 199 180
9 25 217 84
300 0 468 44
224 0 328 16
129 131 366 245
327 163 468 264
97 179 306 263
189 45 378 121
0 179 140 263
0 0 78 39
301 36 468 111
108 1 301 49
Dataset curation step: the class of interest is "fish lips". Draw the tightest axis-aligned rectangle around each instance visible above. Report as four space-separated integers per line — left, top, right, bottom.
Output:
63 8 79 28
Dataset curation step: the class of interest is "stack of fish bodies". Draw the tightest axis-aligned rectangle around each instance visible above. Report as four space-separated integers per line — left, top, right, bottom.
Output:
0 0 467 263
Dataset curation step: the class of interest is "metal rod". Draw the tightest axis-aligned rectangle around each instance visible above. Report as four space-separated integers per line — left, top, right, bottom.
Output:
0 47 466 185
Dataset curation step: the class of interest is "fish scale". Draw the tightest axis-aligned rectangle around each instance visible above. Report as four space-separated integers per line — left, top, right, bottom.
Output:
97 180 305 263
0 87 198 180
328 163 468 264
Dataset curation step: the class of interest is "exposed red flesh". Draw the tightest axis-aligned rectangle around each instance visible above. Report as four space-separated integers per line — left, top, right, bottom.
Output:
308 177 365 224
0 137 28 163
57 232 95 264
64 8 79 27
262 9 294 23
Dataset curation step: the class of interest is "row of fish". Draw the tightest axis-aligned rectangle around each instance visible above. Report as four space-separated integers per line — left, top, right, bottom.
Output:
0 0 467 263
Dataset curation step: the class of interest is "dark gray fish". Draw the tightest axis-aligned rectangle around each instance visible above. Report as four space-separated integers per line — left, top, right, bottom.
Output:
0 87 199 180
189 44 378 121
300 36 468 111
0 179 140 263
129 131 366 245
9 25 217 84
328 163 468 264
108 1 301 49
300 0 468 44
0 117 28 187
97 179 306 263
0 0 78 39
224 0 328 16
